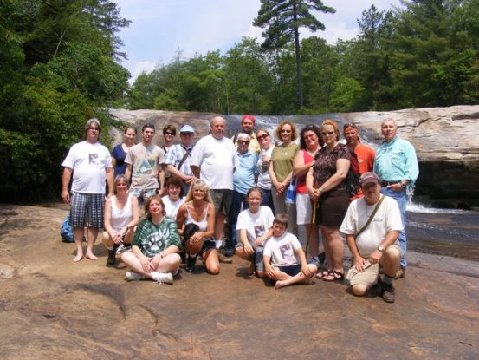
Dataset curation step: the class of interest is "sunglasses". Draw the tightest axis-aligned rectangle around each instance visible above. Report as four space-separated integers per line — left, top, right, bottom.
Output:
257 134 269 140
321 131 335 135
281 129 292 133
238 140 250 144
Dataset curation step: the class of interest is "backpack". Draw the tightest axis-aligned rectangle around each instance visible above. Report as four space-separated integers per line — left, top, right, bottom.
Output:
340 143 360 197
60 213 74 243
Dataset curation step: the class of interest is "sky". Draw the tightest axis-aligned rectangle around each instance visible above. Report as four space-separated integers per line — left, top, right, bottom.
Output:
114 0 402 82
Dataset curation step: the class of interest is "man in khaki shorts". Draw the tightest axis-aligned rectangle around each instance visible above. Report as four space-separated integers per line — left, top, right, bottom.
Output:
340 172 403 303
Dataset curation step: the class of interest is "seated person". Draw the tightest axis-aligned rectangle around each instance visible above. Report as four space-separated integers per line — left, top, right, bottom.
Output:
235 187 274 277
103 175 140 266
121 195 181 284
340 172 403 303
263 213 317 289
162 176 185 220
176 179 219 274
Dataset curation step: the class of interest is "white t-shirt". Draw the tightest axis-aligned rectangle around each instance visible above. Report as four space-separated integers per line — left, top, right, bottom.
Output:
162 195 185 220
236 206 275 246
125 143 165 189
263 232 301 266
340 195 404 257
190 134 235 190
62 141 112 193
256 145 274 189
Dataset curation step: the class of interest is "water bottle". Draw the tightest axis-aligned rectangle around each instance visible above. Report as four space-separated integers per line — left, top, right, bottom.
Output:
285 178 296 204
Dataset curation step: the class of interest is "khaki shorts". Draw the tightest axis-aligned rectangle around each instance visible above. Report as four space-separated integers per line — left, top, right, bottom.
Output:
346 244 401 286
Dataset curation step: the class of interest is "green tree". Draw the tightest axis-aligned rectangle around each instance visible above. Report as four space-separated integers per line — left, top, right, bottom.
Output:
254 0 335 108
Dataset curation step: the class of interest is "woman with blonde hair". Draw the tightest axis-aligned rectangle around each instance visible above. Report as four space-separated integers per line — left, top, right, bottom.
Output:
177 179 219 274
307 119 351 281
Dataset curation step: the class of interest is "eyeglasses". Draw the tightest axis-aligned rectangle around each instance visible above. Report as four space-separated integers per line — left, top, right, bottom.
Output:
321 131 335 135
281 129 292 133
257 134 269 140
164 132 174 136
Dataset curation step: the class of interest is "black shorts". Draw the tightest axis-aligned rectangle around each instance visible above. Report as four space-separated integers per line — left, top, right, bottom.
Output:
277 264 302 277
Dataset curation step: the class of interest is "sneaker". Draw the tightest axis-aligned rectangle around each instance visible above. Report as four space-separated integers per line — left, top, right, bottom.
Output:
125 271 145 281
185 255 197 272
223 246 235 257
151 272 173 285
218 252 233 264
381 281 395 303
394 266 406 279
106 249 116 266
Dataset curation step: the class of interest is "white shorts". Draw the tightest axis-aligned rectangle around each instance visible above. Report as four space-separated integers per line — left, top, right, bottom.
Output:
296 193 312 225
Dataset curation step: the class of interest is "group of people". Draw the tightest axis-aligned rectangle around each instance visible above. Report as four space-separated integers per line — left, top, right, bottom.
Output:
61 114 418 302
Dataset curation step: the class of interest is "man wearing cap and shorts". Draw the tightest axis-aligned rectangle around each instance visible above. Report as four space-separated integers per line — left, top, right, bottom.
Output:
373 118 418 279
231 115 260 154
340 172 403 303
164 124 196 194
125 123 165 203
191 116 236 263
61 118 114 262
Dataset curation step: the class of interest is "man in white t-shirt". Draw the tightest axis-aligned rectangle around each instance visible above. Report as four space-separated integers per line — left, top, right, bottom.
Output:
125 123 165 202
190 116 235 263
61 118 114 262
263 214 317 289
340 172 403 303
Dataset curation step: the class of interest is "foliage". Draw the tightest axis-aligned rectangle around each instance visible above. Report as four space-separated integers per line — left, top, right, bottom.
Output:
0 0 129 202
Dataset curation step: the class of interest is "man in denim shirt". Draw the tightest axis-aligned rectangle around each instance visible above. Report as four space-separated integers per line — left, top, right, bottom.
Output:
373 119 418 279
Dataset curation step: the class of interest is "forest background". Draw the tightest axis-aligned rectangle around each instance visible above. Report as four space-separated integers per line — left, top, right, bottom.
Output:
1 0 478 202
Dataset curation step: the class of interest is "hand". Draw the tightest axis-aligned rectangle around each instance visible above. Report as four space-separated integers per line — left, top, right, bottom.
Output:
254 237 264 247
309 188 320 201
353 256 367 272
243 243 254 255
301 263 312 278
141 257 152 272
369 250 383 264
61 189 70 204
112 232 122 245
190 232 202 244
185 175 195 184
388 183 404 193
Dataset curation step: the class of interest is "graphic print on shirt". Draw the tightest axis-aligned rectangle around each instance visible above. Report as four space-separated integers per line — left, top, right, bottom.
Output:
280 243 296 263
88 153 99 165
254 225 265 238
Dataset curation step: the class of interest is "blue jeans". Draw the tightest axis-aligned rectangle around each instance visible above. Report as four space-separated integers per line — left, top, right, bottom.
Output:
228 191 249 248
381 187 407 268
260 188 275 214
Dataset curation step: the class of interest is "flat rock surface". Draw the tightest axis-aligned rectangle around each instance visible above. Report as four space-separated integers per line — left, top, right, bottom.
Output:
1 204 478 359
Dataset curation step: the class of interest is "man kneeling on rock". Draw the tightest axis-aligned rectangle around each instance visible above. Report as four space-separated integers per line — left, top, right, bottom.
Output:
340 172 403 303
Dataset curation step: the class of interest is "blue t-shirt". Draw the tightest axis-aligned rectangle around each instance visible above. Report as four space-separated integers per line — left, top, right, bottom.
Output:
112 144 127 176
233 151 259 194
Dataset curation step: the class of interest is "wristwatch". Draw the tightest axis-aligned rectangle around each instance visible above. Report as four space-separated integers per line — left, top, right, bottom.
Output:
377 245 385 253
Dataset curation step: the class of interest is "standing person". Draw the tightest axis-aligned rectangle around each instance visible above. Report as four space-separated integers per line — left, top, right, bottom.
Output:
232 115 260 154
293 125 323 265
269 120 299 236
161 125 176 155
255 128 275 213
340 172 403 303
61 118 114 262
164 124 196 194
373 118 418 279
103 175 140 266
121 195 181 284
306 119 351 281
263 214 317 290
343 122 375 200
190 116 235 263
111 127 137 176
176 179 219 274
226 134 259 257
125 123 165 203
235 187 275 277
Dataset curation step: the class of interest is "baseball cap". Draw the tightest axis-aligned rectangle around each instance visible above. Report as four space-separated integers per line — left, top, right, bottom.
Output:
359 172 379 186
241 115 256 124
179 124 195 133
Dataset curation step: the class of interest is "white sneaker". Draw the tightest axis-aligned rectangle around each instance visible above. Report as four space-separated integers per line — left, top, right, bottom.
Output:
151 272 173 285
125 271 145 281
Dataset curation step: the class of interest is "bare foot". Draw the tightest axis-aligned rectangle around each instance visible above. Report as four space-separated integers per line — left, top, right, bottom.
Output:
85 252 98 260
73 252 83 262
274 280 286 290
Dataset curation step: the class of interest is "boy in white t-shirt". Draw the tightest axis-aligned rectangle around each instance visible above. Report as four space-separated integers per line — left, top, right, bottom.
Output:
263 214 317 289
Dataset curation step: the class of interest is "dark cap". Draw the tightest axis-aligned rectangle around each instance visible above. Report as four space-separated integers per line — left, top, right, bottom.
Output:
359 172 379 186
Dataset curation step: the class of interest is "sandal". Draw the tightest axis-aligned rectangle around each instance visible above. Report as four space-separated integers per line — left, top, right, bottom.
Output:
315 269 330 279
322 270 344 282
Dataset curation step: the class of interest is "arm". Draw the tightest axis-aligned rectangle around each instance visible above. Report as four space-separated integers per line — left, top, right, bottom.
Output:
293 150 312 178
61 167 73 203
125 164 132 184
106 167 114 197
176 204 187 236
369 230 399 264
104 198 121 244
158 167 165 195
346 233 367 272
191 165 200 179
255 226 273 246
239 229 254 254
166 164 195 183
319 158 350 193
306 166 320 201
295 246 312 277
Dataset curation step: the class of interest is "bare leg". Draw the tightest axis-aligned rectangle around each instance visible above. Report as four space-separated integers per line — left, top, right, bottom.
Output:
320 226 344 274
307 223 320 258
214 212 226 241
203 249 220 275
85 227 99 260
154 253 181 274
383 246 400 277
273 265 317 289
73 227 84 262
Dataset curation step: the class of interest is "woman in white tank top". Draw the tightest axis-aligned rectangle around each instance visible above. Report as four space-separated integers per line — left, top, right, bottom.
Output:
177 179 219 274
103 175 140 266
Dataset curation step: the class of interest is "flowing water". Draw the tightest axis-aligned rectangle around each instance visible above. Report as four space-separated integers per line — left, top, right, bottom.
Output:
225 115 479 261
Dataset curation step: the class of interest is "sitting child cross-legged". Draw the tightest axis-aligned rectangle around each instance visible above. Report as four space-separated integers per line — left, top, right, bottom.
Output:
263 213 318 289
